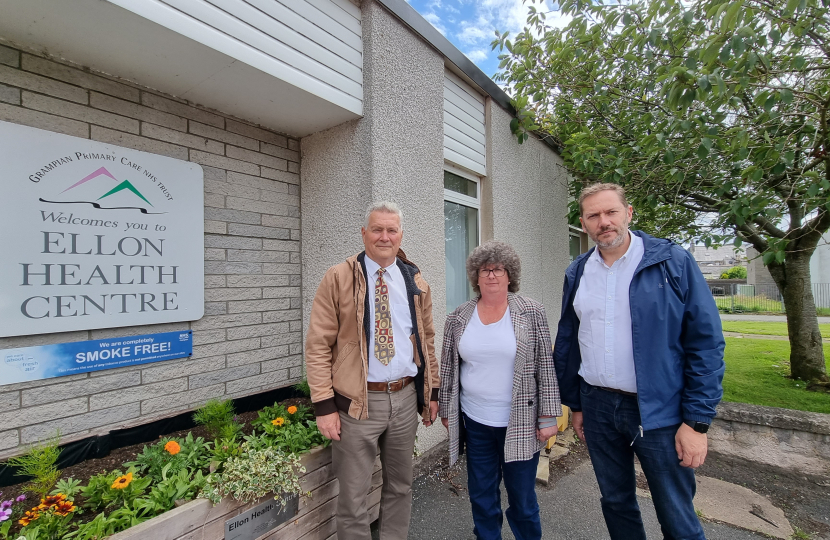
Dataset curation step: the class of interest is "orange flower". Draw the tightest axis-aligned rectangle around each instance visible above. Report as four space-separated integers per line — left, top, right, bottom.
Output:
40 494 66 508
19 509 40 526
111 472 133 490
287 406 298 414
271 417 285 426
164 440 181 455
52 500 76 516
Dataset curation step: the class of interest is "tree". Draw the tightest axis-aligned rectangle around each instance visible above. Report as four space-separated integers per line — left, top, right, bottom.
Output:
720 266 749 279
495 0 830 383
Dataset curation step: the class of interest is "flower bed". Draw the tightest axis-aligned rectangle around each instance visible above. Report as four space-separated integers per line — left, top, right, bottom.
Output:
0 392 360 540
109 446 382 540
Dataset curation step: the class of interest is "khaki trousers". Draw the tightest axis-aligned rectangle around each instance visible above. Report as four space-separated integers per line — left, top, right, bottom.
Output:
332 384 419 540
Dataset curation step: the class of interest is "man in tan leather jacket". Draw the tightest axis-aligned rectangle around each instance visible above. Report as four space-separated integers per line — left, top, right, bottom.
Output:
305 201 440 540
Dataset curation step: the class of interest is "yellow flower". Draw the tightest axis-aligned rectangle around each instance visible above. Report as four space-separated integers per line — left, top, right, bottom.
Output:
164 440 181 455
287 406 298 415
271 417 285 426
112 472 133 490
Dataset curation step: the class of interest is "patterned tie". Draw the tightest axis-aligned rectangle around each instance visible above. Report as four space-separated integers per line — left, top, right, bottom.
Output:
374 268 395 365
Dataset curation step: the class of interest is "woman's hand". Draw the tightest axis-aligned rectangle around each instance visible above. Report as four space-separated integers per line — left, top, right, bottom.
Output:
441 417 449 431
536 425 558 442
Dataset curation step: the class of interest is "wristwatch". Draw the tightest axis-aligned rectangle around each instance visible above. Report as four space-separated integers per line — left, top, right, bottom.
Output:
683 420 710 434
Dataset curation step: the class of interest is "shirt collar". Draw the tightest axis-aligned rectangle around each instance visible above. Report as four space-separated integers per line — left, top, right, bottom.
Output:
590 230 638 266
364 255 398 280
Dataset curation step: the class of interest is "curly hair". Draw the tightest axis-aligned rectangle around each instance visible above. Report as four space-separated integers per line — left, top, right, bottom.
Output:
466 240 521 296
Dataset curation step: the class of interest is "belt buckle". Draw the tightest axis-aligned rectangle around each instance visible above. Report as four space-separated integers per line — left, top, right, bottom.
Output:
386 380 394 393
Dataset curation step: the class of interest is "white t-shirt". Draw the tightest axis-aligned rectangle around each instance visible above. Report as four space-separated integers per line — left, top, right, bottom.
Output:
459 305 517 427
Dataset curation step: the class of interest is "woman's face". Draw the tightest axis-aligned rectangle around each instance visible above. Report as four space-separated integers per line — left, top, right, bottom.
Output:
477 263 510 300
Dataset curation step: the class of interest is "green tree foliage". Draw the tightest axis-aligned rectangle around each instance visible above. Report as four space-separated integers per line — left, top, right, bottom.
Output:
495 0 830 383
720 266 749 279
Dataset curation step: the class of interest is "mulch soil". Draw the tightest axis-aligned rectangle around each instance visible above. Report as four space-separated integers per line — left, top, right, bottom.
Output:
0 397 311 535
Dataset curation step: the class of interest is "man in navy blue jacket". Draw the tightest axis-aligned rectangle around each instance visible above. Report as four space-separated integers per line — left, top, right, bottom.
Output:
554 183 725 540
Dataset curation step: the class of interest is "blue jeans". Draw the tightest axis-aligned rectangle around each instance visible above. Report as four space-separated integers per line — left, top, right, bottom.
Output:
463 413 542 540
580 380 705 540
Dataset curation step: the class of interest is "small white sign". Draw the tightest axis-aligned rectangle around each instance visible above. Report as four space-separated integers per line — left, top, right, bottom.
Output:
0 121 204 337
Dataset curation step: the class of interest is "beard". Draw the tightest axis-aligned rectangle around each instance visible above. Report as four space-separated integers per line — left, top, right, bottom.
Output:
591 219 630 250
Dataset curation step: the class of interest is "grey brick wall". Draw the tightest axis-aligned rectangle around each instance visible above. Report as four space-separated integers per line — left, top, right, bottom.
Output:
0 43 302 458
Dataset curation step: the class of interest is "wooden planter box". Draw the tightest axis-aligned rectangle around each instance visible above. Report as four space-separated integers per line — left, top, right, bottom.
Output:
109 446 382 540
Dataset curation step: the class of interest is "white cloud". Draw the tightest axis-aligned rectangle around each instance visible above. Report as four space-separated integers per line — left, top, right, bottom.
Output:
464 48 490 62
422 11 448 35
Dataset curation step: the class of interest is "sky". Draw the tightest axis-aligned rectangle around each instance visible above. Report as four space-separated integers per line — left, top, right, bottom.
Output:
405 0 569 86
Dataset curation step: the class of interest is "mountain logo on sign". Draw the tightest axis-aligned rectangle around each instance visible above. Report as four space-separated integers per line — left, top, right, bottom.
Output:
39 167 164 214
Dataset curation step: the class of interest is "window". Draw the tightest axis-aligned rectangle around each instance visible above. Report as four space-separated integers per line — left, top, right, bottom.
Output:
569 233 582 262
444 167 480 313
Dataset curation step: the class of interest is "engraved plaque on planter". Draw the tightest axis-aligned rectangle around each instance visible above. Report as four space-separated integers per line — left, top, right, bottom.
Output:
225 494 299 540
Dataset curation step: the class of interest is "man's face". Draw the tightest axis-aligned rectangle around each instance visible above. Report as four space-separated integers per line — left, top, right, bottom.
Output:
361 211 403 264
579 190 633 249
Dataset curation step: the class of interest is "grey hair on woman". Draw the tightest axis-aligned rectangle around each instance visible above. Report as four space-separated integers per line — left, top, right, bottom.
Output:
466 240 521 295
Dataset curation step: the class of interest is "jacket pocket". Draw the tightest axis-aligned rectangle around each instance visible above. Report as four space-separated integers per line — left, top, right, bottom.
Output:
332 341 357 376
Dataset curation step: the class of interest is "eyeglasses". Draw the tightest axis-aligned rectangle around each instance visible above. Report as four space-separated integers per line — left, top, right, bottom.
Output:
478 267 506 277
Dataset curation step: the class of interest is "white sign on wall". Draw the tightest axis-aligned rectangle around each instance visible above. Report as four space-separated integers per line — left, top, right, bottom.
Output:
0 121 204 338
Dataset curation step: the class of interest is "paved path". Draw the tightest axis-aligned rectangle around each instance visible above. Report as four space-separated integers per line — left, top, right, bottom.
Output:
721 314 830 323
406 457 768 540
723 331 830 343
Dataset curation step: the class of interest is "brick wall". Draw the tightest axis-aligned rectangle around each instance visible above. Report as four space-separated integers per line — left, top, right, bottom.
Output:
0 42 303 458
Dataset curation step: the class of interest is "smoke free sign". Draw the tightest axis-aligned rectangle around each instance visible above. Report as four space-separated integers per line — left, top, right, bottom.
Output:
1 331 193 385
0 121 204 337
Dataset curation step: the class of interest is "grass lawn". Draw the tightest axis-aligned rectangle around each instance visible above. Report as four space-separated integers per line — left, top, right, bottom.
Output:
721 321 830 338
723 337 830 413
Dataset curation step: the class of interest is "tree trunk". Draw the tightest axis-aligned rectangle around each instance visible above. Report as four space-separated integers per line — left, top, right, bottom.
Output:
767 254 829 382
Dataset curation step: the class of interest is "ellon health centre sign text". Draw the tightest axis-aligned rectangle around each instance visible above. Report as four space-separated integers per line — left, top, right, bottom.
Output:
0 121 204 337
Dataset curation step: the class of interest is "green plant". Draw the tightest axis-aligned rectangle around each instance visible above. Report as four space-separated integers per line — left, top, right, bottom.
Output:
210 437 244 472
139 467 206 514
720 266 748 280
249 403 327 454
791 527 813 539
126 433 212 482
294 379 311 398
65 504 148 540
80 469 151 512
50 478 82 500
6 434 61 499
193 399 242 440
200 442 307 507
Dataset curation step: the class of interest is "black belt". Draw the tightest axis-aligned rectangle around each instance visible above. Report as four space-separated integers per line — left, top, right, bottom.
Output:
596 386 637 398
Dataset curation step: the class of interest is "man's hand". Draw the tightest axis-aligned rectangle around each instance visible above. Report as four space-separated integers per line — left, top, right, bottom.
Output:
675 423 708 468
572 411 585 442
423 401 439 426
316 412 341 441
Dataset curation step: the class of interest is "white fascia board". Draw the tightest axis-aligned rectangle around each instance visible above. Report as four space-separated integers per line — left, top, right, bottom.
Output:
110 0 362 115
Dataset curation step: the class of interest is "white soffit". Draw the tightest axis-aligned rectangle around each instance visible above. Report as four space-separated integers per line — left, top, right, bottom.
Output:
443 69 486 176
0 0 363 137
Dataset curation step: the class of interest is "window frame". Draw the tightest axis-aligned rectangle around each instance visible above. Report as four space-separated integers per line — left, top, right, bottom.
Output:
443 164 482 311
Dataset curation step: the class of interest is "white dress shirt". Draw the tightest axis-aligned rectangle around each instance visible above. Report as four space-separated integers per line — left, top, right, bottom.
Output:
574 232 644 393
364 256 417 382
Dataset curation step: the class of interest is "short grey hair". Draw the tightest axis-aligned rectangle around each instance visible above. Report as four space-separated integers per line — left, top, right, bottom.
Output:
578 183 628 215
364 201 403 230
466 240 521 295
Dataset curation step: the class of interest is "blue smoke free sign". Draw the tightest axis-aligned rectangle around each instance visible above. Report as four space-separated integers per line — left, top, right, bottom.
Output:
1 330 192 385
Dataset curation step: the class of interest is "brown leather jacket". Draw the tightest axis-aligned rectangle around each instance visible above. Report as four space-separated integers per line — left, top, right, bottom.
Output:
305 249 440 421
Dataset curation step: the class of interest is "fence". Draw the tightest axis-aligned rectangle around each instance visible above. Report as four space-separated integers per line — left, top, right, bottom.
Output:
709 283 830 313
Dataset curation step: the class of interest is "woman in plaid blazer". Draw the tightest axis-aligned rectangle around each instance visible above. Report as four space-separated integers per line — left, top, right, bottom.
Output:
439 240 561 540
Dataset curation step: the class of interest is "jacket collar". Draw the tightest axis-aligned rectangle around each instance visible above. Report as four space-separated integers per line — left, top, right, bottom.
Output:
567 230 674 283
352 249 422 296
